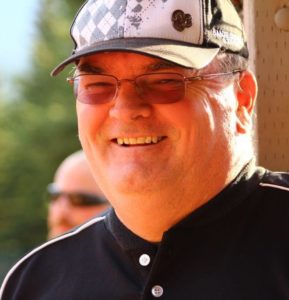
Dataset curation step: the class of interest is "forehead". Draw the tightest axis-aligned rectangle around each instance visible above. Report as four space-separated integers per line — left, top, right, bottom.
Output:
77 51 188 74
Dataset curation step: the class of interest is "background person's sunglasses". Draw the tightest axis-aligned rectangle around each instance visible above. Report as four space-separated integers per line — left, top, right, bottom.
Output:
47 183 108 206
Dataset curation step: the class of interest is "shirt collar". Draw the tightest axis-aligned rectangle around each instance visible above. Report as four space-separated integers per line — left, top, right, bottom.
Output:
171 161 266 230
104 207 158 252
104 161 266 250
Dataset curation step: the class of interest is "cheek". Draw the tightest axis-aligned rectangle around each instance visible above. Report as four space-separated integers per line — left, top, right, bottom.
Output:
167 87 235 157
212 89 238 135
47 204 60 222
76 102 110 184
156 91 215 137
71 207 98 220
189 83 237 132
76 102 109 144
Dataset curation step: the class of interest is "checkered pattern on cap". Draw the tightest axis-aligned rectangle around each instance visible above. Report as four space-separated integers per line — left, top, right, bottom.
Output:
72 0 127 50
71 0 203 51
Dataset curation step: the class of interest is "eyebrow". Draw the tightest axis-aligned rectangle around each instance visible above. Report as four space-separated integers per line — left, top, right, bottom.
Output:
77 60 181 74
146 61 180 71
77 64 105 74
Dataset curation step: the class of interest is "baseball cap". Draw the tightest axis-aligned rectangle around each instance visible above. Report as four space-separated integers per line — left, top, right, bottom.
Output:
51 0 248 76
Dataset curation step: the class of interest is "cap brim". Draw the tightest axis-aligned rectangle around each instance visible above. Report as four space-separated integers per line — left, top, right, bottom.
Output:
51 38 220 76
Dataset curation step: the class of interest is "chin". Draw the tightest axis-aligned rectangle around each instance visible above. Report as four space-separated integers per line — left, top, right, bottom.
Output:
107 172 157 196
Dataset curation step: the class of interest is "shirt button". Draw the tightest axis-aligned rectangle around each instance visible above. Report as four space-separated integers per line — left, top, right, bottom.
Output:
139 254 150 266
151 285 164 298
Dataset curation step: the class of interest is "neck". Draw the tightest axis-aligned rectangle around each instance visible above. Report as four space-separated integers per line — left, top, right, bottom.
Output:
112 160 250 242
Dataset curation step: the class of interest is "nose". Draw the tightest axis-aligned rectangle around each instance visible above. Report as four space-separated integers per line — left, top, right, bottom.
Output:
109 81 152 121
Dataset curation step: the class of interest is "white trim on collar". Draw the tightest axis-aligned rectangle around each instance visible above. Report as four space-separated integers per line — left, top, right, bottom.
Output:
260 182 289 192
0 216 106 299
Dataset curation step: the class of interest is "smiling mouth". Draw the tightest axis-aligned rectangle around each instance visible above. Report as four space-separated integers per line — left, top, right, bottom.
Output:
113 136 166 146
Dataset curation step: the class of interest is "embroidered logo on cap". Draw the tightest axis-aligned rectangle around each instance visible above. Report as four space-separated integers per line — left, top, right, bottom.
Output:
171 10 192 32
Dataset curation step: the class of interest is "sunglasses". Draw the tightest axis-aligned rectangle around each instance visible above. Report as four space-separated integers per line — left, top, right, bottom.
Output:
47 183 107 207
67 70 242 105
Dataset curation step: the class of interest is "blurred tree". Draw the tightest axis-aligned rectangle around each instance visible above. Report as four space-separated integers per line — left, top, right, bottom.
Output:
0 0 84 280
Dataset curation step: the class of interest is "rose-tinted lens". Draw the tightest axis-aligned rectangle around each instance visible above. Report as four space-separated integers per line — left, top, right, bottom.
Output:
137 73 185 104
76 74 117 104
74 73 185 104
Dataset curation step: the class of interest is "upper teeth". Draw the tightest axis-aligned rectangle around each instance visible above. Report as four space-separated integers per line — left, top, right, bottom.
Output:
116 136 162 145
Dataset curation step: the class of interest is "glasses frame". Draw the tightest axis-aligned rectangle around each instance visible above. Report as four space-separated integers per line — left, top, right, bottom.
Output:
67 69 243 104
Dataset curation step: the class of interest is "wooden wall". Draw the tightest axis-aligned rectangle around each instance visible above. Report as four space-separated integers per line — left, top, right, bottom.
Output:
244 0 289 171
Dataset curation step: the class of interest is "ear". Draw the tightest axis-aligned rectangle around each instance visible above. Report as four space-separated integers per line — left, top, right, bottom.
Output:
235 70 258 134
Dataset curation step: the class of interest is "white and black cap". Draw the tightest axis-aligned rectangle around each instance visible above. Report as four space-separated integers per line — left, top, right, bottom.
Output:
51 0 248 76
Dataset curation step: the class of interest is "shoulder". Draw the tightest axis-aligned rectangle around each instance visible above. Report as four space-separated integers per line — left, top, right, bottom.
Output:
0 216 106 299
259 169 289 193
254 169 289 214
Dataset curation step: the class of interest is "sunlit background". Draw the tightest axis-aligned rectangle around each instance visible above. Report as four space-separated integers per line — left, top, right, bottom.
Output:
0 0 83 281
0 1 39 97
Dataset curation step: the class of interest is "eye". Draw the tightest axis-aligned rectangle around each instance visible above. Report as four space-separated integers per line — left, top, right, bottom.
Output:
86 81 113 88
84 81 115 94
148 76 183 91
155 78 182 85
87 81 113 87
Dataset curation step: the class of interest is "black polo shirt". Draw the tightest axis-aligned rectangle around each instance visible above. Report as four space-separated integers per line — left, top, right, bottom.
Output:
1 164 289 300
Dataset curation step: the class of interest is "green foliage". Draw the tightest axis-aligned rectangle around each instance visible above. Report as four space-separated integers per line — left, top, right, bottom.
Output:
0 0 84 280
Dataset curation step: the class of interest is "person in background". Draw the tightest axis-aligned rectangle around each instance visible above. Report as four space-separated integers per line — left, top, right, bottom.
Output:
1 0 289 299
47 150 109 239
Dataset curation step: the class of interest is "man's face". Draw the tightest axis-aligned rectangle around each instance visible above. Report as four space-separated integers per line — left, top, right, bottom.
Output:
76 52 240 202
47 160 109 239
48 193 107 239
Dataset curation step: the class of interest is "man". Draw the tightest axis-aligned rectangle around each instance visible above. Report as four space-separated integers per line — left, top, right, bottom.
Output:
1 0 289 299
47 150 109 239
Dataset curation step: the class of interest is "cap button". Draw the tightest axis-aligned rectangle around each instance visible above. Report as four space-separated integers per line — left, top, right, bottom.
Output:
172 10 192 32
